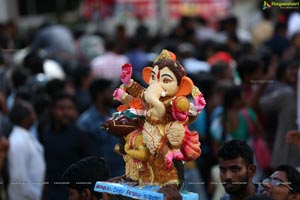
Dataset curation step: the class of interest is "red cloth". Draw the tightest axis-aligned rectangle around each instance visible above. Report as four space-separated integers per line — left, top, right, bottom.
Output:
207 51 233 66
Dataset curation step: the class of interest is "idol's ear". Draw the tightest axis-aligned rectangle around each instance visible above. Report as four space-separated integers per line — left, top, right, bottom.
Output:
142 67 152 85
176 77 194 97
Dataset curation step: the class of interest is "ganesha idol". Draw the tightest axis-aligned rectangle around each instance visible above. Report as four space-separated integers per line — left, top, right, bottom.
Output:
100 49 206 199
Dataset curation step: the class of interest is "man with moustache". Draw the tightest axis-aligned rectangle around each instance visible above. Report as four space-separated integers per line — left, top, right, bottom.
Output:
262 165 300 200
219 139 257 200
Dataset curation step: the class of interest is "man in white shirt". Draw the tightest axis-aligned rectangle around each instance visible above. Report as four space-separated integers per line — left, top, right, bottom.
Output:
8 100 46 200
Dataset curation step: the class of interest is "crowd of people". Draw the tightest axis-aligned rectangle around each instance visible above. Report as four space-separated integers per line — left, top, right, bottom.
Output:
0 4 299 200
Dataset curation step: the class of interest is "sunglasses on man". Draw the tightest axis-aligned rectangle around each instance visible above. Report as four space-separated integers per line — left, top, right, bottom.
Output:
262 178 293 191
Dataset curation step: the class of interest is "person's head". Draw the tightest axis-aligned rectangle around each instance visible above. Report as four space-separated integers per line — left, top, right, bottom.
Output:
9 100 36 129
237 55 263 83
11 67 29 90
262 165 300 200
290 33 300 48
73 67 93 90
211 61 233 81
211 81 234 108
62 156 110 200
274 21 287 36
50 92 76 127
218 139 256 195
46 78 67 96
219 15 238 33
23 50 44 74
89 79 113 108
46 78 75 96
115 24 126 39
223 85 244 110
276 60 299 86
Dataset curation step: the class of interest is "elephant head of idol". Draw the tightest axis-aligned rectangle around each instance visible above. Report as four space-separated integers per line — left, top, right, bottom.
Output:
142 50 193 121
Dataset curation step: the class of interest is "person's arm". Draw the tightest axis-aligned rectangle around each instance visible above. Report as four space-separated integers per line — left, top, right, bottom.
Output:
0 136 8 173
249 57 277 110
0 92 8 114
158 184 182 200
248 108 265 139
8 138 41 199
286 130 300 145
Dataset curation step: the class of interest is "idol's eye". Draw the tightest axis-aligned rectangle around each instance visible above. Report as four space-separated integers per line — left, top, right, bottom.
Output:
163 78 172 83
151 74 155 80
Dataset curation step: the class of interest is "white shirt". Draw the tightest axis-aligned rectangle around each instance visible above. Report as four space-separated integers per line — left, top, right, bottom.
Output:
8 126 46 200
288 12 300 38
91 52 129 85
182 58 211 74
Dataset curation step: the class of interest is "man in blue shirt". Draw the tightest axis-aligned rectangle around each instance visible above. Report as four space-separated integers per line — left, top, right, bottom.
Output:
77 79 125 177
